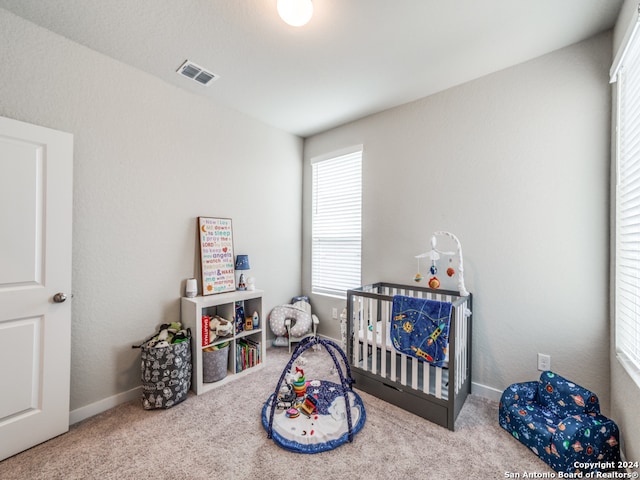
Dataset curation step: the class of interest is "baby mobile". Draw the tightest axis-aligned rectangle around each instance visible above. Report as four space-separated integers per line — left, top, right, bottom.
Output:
414 231 469 297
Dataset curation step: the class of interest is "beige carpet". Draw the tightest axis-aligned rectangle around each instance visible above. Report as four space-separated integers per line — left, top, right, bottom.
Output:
0 346 554 479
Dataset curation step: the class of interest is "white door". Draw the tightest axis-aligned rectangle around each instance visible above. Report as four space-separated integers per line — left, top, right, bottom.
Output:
0 116 73 461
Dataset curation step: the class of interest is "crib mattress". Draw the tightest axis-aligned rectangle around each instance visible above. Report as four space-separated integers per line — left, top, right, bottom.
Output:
361 321 390 346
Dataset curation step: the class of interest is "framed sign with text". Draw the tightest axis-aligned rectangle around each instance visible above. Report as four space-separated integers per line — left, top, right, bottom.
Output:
198 217 235 295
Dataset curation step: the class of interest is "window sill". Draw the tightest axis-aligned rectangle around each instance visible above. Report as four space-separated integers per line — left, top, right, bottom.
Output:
616 351 640 390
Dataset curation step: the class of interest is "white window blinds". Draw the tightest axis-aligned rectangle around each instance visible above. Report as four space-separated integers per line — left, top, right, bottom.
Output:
613 6 640 386
311 147 362 298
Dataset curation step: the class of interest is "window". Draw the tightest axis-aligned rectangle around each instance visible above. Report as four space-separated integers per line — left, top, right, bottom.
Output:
612 6 640 387
311 146 362 298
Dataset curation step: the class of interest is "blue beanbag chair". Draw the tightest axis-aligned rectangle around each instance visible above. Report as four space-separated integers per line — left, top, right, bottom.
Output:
499 371 620 474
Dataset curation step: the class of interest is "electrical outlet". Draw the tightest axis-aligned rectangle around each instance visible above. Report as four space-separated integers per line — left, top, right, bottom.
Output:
332 307 338 319
537 353 551 371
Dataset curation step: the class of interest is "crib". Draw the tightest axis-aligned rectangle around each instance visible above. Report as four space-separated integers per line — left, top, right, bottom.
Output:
346 282 472 431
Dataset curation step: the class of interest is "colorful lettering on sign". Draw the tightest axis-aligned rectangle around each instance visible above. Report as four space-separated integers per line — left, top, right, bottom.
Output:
199 217 235 295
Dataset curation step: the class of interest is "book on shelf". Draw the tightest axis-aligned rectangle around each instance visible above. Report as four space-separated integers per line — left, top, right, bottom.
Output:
236 338 261 372
235 302 245 335
201 315 210 346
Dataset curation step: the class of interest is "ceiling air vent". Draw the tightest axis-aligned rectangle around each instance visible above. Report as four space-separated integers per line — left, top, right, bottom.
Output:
176 60 219 86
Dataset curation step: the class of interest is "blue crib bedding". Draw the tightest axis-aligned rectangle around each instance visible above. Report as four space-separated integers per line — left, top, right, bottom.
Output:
390 295 452 367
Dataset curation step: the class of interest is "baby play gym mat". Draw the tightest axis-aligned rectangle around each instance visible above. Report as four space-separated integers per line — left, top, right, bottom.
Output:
262 337 366 454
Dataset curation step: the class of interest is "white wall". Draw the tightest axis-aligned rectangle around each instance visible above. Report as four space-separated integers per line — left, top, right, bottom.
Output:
303 32 613 410
610 0 640 463
0 9 303 415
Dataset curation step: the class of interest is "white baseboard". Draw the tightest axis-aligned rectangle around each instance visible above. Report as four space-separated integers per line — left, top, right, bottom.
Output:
69 386 141 425
471 381 503 402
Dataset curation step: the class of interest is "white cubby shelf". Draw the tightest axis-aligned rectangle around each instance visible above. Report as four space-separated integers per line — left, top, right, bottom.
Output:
181 289 266 395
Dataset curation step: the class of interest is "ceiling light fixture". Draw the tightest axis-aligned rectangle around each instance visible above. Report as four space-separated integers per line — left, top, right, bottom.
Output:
277 0 313 27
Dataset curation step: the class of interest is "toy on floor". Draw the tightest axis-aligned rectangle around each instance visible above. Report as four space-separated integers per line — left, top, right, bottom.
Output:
292 367 308 397
262 336 366 454
276 383 297 409
414 231 469 296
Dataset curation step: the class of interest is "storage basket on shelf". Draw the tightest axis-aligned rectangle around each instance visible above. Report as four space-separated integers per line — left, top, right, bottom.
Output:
202 342 229 383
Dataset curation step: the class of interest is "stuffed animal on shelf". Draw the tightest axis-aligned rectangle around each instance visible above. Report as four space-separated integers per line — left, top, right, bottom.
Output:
209 315 233 341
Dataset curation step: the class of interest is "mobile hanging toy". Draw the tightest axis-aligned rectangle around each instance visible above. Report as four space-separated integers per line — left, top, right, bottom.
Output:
414 231 469 296
447 258 455 277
